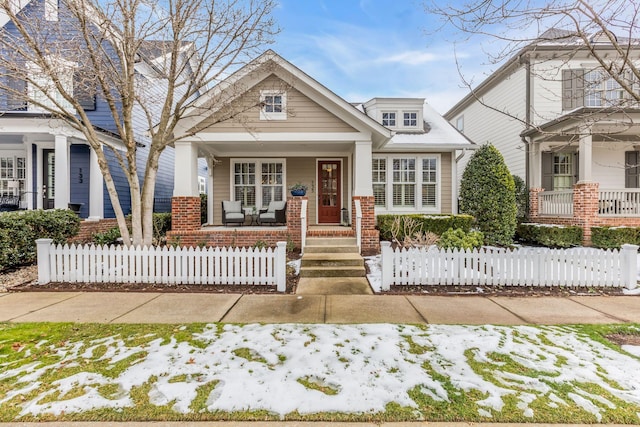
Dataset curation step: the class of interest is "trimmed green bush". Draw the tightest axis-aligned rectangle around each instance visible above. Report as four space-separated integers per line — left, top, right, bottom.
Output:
92 227 122 245
153 212 172 245
459 144 517 246
516 223 583 248
377 214 474 241
437 228 484 251
0 209 80 271
513 174 528 223
591 226 639 249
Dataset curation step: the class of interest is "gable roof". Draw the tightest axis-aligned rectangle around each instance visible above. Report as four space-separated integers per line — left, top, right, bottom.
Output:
179 50 393 147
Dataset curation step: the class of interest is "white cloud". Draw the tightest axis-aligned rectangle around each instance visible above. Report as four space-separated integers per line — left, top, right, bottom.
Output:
379 50 438 65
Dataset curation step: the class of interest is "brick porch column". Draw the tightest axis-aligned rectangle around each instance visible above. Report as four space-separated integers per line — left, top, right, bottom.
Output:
352 195 379 253
171 196 201 232
573 181 599 246
529 187 543 219
286 196 307 249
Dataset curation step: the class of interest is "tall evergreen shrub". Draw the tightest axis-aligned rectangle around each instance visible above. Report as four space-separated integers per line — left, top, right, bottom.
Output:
459 144 517 246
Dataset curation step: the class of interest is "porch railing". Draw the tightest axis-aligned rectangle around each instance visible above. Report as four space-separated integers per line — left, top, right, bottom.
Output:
599 189 640 216
539 190 573 216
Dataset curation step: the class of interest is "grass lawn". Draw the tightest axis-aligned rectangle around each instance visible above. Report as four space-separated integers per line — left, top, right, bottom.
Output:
1 322 639 423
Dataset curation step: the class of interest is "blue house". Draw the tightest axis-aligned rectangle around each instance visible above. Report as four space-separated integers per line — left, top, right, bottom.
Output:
0 0 182 219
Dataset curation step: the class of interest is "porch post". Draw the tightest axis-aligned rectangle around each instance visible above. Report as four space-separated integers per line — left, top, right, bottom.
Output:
352 140 378 252
578 132 593 182
353 141 373 196
529 141 542 188
206 157 215 225
573 181 599 246
53 134 70 210
89 146 104 219
172 141 201 233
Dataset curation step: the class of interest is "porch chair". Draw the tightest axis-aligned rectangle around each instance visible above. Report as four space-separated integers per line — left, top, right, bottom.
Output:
0 195 20 212
258 201 286 225
221 200 246 226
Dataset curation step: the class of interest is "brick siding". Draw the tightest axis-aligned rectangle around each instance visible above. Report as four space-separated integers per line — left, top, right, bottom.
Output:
352 196 379 252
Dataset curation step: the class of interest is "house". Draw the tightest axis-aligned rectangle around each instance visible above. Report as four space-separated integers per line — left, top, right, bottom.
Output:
444 28 640 243
168 50 475 252
0 0 178 223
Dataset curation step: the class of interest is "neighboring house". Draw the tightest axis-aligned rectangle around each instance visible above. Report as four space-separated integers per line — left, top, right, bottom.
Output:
0 0 179 219
444 28 640 243
169 50 475 251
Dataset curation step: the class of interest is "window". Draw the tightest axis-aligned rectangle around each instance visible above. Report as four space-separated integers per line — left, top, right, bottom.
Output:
422 158 437 208
74 70 96 111
392 158 415 207
259 90 286 120
372 158 386 206
403 112 418 127
553 153 574 190
198 176 206 194
232 159 285 209
382 112 396 127
584 69 630 107
5 73 27 111
27 57 74 113
456 116 464 132
0 156 26 196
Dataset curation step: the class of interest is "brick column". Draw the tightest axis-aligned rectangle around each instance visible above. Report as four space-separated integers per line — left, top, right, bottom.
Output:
529 187 543 218
286 196 307 249
573 181 599 245
352 195 379 253
171 196 201 232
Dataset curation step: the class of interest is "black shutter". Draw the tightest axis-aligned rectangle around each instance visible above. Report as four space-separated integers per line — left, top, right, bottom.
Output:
562 69 584 110
625 151 639 188
74 71 96 111
542 152 553 190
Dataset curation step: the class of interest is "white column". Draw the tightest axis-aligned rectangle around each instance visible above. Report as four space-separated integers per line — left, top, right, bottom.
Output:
54 134 70 209
578 132 593 182
173 141 199 197
24 138 33 210
529 141 542 188
36 143 43 209
206 157 215 225
89 146 104 218
353 140 373 196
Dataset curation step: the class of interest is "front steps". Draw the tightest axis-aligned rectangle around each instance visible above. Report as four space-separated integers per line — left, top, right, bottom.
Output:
300 237 365 278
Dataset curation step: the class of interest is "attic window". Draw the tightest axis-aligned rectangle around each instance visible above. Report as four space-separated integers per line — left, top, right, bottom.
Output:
403 111 418 127
382 112 396 127
260 90 286 120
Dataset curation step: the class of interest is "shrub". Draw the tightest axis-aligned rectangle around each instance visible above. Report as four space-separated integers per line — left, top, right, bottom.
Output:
459 144 517 246
516 223 583 248
437 228 484 251
0 209 80 271
377 214 473 241
92 227 121 245
513 174 528 223
153 212 172 245
200 193 207 224
591 226 639 249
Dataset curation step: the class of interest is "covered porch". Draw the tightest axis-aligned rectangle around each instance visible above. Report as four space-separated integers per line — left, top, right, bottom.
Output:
525 112 640 243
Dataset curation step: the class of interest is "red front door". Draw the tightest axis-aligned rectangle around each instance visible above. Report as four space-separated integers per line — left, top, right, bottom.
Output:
318 161 340 223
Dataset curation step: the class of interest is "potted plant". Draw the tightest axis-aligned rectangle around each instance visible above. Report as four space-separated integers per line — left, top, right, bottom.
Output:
289 182 308 196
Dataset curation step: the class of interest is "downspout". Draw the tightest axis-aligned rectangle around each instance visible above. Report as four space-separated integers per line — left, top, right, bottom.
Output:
453 149 468 214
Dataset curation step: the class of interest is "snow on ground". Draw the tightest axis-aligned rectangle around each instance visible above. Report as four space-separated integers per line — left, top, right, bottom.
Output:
1 324 639 421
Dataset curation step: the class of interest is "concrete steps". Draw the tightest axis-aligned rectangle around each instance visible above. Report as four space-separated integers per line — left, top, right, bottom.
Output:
300 237 365 278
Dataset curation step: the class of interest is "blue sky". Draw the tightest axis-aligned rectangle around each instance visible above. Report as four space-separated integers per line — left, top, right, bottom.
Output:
271 0 493 114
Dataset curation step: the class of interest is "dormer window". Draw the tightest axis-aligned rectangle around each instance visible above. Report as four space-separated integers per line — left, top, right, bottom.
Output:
382 112 396 127
403 111 418 127
260 90 286 120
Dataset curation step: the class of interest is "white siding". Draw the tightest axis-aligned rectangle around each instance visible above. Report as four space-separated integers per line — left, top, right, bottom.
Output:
454 67 528 181
593 142 627 189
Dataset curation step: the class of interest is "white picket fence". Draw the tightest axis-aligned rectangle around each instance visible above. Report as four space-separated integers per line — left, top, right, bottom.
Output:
36 239 287 291
380 242 639 290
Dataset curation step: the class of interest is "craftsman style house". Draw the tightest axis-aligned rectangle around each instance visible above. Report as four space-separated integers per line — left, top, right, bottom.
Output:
0 0 177 219
168 51 475 252
445 28 640 243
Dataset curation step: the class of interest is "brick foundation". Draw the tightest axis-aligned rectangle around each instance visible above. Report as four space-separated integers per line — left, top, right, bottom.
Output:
70 218 121 244
171 196 201 232
352 196 379 252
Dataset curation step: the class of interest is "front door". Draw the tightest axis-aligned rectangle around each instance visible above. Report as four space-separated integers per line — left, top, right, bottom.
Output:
318 160 340 223
42 149 55 209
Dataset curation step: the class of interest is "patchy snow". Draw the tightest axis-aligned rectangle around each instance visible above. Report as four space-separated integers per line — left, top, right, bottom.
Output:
364 254 381 292
623 345 640 357
1 324 640 421
287 258 301 275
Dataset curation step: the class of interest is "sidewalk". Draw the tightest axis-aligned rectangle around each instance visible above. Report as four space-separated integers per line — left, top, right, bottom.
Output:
1 291 639 324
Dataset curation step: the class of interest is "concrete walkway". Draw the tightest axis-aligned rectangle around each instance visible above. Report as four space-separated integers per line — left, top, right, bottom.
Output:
1 291 639 324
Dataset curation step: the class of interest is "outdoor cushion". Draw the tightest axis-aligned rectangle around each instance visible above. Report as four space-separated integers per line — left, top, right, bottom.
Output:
259 212 276 220
223 200 242 213
267 201 286 212
225 212 245 220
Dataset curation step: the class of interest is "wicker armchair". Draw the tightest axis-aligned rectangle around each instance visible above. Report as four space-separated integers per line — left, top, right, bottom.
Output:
221 200 246 226
258 201 286 225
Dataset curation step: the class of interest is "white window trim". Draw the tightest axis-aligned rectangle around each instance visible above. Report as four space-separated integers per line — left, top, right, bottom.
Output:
259 90 287 121
456 115 464 132
372 154 441 214
230 158 286 209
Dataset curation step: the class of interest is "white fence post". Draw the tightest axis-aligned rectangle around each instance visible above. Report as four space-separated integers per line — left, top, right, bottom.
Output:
275 241 287 292
380 241 392 291
621 244 639 290
36 238 53 284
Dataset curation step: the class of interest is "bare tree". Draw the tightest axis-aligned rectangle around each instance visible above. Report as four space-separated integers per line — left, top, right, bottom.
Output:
0 0 278 246
427 0 640 132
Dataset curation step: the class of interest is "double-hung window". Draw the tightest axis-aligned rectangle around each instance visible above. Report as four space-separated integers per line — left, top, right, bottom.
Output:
372 158 386 206
392 158 415 207
232 159 285 209
552 153 573 190
0 155 26 196
382 112 396 127
421 158 437 208
260 90 286 120
403 112 418 127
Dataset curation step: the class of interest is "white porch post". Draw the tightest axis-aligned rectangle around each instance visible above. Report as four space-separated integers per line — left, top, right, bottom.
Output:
206 157 215 225
24 138 33 210
578 132 593 182
529 141 542 188
353 140 373 196
53 134 70 209
173 141 199 197
89 146 104 218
